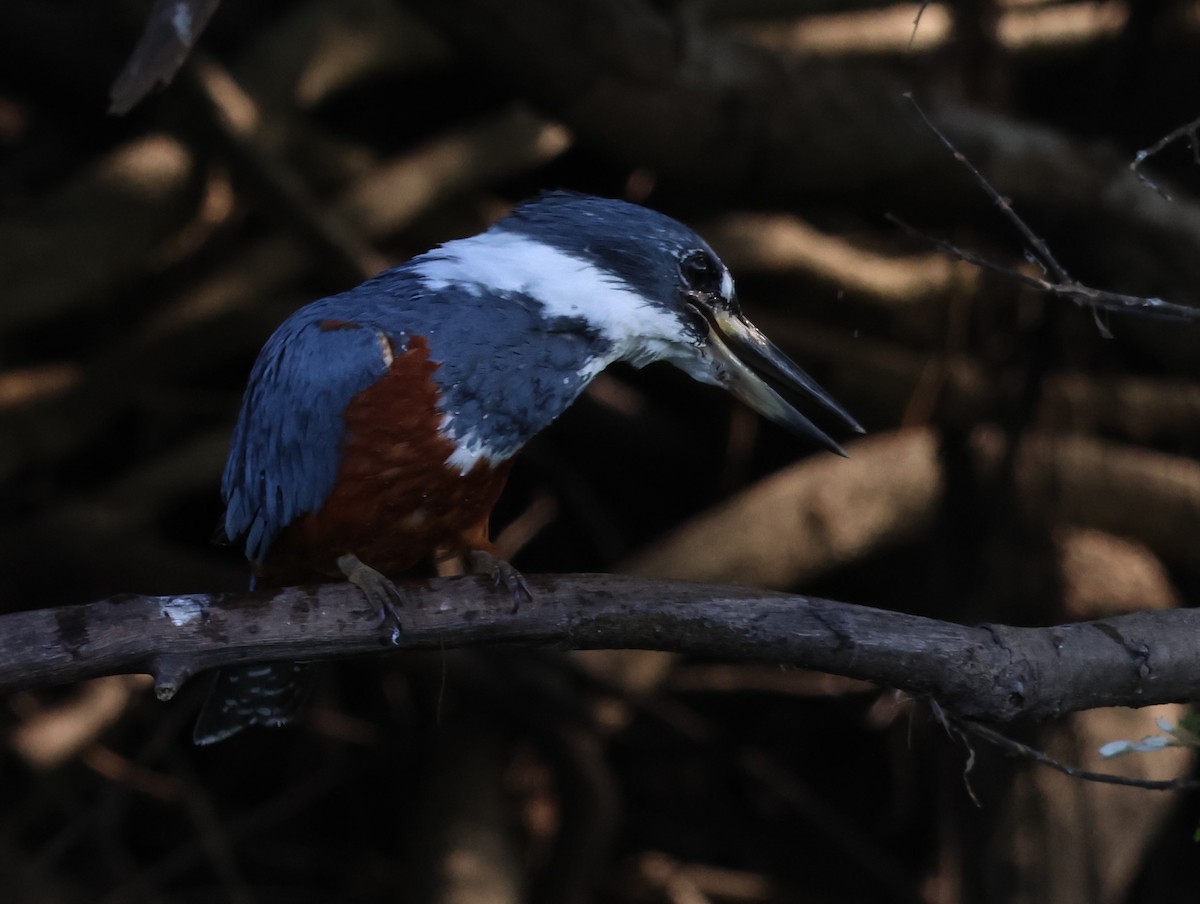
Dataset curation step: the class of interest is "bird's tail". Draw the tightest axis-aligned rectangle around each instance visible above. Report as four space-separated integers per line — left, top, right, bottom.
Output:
192 661 314 745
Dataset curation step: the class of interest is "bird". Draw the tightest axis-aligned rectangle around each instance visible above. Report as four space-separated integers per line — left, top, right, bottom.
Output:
194 191 863 745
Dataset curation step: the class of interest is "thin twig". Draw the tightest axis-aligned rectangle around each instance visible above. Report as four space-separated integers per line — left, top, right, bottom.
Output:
1130 113 1200 201
894 95 1200 326
902 92 1071 285
955 719 1200 792
909 1 933 50
886 214 1200 322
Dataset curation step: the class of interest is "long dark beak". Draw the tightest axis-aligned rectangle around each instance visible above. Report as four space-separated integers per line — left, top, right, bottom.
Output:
704 308 864 456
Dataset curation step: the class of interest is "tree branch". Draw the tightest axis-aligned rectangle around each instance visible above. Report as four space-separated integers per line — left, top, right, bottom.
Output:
950 718 1200 792
890 94 1200 327
4 574 1200 723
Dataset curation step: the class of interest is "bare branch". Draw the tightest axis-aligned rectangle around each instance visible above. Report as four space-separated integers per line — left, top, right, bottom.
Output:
886 213 1200 323
903 92 1073 285
952 718 1200 793
896 95 1200 325
5 574 1200 724
1131 113 1200 201
110 0 222 115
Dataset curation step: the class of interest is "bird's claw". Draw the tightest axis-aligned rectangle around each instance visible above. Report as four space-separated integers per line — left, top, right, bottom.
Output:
337 553 413 638
466 550 532 613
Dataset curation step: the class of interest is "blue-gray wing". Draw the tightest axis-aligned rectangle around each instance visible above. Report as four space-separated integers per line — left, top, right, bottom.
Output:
221 305 403 564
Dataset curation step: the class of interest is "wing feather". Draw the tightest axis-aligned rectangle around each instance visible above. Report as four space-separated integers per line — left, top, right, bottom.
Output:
222 305 405 564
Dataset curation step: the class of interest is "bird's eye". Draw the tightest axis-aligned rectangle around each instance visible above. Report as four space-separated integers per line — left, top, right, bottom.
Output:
679 251 722 294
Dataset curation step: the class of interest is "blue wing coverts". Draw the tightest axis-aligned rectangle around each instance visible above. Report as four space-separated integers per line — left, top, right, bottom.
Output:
221 304 402 563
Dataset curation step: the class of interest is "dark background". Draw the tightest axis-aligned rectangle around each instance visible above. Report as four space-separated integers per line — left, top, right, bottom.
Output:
2 1 1200 902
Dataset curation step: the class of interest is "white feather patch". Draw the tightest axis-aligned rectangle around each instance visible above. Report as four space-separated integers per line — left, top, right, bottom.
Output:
720 268 735 302
374 328 394 368
414 231 685 354
414 231 689 472
444 429 504 473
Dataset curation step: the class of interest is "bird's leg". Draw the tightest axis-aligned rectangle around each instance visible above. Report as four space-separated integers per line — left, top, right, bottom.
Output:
336 553 415 635
455 515 532 612
465 549 532 613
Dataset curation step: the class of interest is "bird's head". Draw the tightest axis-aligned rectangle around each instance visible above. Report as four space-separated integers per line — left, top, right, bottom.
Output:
416 192 863 454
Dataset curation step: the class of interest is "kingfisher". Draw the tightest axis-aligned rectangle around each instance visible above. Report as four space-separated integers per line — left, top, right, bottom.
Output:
194 192 863 744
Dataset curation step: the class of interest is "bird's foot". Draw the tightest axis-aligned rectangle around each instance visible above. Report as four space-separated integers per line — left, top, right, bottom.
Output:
337 553 414 638
465 550 532 613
